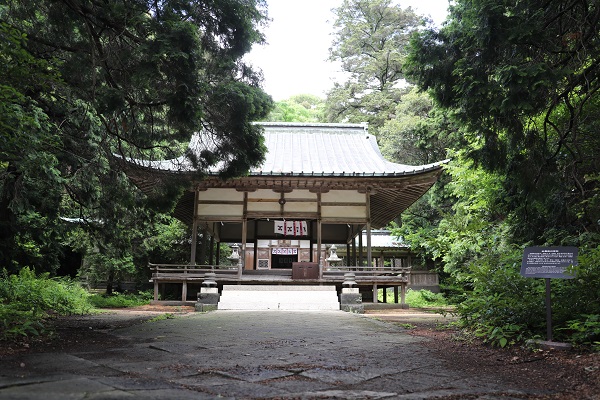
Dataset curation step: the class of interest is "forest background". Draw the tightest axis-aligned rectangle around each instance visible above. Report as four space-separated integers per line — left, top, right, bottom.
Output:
1 0 599 349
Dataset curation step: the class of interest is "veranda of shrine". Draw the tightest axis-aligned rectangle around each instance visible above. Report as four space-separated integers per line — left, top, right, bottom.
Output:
124 122 447 307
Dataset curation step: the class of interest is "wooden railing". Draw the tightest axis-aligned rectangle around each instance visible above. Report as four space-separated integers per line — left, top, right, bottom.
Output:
322 266 411 281
148 263 238 281
149 263 411 280
148 263 415 303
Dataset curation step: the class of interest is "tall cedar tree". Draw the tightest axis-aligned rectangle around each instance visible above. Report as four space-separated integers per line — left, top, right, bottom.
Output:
1 0 273 272
406 0 600 243
325 0 425 129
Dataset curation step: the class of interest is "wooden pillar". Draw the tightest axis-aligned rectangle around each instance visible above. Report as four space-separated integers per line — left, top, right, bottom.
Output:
182 281 187 302
372 284 378 303
198 226 208 265
352 233 357 266
317 192 322 279
190 189 199 265
366 189 372 268
239 192 248 279
346 243 351 267
209 234 215 265
400 283 407 307
253 220 259 270
394 286 399 303
154 280 159 301
317 219 322 279
215 242 221 265
366 221 372 268
382 286 387 303
358 233 363 267
239 218 247 279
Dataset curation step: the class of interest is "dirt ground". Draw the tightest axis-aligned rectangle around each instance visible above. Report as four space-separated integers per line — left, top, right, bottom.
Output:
366 308 600 400
2 305 599 399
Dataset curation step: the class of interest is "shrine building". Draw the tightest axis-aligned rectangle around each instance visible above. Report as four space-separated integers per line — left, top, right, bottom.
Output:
123 122 447 310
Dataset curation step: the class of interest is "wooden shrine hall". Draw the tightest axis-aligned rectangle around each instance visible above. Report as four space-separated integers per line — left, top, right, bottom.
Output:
123 122 447 309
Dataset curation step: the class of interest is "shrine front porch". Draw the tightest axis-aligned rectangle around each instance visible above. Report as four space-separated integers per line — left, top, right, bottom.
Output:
149 263 416 309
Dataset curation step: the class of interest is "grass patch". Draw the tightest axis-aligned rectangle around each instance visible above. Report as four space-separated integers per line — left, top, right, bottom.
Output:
88 291 152 308
147 313 176 322
378 289 449 308
399 323 416 329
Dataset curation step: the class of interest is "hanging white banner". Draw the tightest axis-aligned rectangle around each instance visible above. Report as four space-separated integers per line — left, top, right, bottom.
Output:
274 220 308 236
274 220 285 235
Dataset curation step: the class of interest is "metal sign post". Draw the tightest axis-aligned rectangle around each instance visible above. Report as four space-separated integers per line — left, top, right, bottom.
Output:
521 246 577 345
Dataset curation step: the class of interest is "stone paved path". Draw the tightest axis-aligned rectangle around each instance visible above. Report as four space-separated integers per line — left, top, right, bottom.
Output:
0 310 551 399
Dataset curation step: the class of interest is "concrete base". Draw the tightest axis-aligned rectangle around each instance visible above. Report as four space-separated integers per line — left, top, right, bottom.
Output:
218 285 340 311
527 340 573 351
195 287 220 312
195 303 218 312
197 292 220 304
150 300 195 306
341 304 365 313
340 288 364 314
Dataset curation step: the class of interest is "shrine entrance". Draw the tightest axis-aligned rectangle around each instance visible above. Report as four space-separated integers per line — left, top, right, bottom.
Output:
271 253 298 268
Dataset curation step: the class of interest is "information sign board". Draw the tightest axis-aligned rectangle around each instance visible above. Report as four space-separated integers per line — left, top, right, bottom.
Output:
520 247 578 279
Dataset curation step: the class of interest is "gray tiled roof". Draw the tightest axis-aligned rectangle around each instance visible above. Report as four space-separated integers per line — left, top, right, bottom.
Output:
255 122 444 176
145 122 446 176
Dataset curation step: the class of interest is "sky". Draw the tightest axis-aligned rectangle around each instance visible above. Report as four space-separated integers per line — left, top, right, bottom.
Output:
244 0 451 101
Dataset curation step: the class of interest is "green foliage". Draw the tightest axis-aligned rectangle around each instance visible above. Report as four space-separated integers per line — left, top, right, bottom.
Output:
88 291 153 309
266 95 326 122
379 289 448 308
406 0 600 243
402 0 600 346
561 315 600 351
407 289 448 308
475 323 525 348
0 268 92 340
147 313 176 322
379 87 457 165
1 0 273 275
325 0 426 129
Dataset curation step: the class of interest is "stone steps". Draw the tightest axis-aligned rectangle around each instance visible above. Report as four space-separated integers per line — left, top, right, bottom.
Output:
218 285 340 311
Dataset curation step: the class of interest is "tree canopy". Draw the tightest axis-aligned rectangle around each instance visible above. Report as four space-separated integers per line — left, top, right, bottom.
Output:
406 0 600 243
400 0 600 346
0 0 273 272
325 0 426 128
266 94 325 122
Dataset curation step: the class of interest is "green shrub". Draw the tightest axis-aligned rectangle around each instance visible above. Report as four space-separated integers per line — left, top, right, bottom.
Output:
0 267 92 340
378 289 448 308
560 314 600 350
450 245 600 348
88 290 152 308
